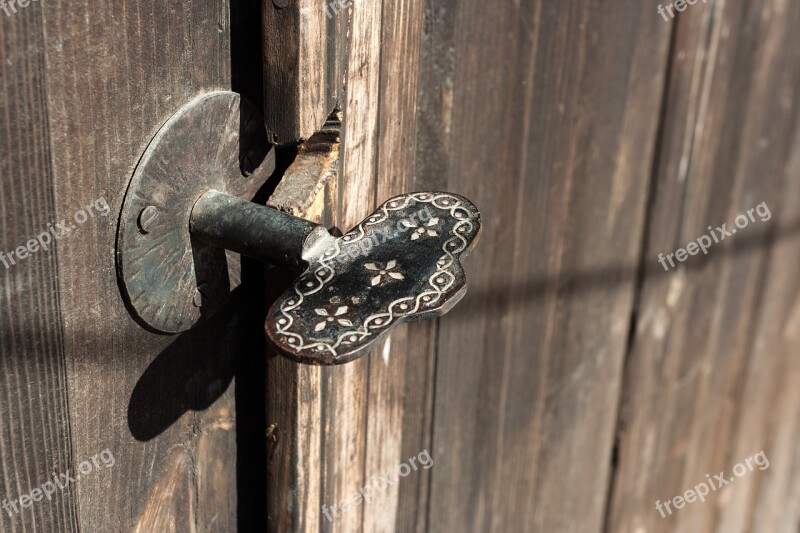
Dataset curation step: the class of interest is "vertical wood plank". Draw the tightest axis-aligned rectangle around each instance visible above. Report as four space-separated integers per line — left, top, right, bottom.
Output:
0 5 78 532
262 0 347 144
319 1 384 530
39 0 240 530
367 0 431 531
265 2 432 530
266 333 324 532
424 0 673 531
265 191 326 532
733 125 800 533
608 1 800 531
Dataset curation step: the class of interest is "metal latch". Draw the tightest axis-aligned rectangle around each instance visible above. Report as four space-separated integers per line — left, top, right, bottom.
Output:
117 92 481 365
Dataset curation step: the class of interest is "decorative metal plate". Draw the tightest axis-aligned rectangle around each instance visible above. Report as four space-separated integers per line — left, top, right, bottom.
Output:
117 91 274 333
266 192 481 365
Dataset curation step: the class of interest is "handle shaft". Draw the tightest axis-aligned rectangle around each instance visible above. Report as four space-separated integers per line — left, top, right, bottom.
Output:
190 190 320 268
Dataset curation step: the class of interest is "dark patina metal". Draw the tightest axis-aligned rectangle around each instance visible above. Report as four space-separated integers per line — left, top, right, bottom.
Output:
117 92 274 333
265 192 481 365
118 92 482 365
190 190 326 269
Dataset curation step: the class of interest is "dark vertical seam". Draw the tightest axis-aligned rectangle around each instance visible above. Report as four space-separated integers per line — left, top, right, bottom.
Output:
600 12 679 533
423 321 440 533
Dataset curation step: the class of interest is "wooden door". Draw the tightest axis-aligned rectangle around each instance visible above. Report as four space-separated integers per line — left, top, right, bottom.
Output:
1 0 799 532
1 1 258 531
265 0 800 531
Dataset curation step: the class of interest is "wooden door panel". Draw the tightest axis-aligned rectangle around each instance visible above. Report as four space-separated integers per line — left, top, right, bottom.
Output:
608 1 800 531
265 1 434 531
424 0 674 530
2 0 800 531
4 1 241 530
0 9 79 532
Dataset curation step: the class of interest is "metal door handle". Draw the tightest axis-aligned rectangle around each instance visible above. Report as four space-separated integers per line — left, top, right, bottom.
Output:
191 189 479 364
117 92 481 365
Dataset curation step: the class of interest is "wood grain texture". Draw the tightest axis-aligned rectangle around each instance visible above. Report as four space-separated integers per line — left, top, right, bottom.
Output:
370 0 432 531
732 121 800 533
265 178 328 533
38 0 240 530
425 0 673 531
607 1 800 532
262 0 347 144
265 335 324 532
0 5 78 532
2 0 800 531
320 0 384 530
265 0 434 530
355 0 428 529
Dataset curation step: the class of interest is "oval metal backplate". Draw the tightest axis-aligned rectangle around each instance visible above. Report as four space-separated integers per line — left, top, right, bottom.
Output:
117 91 274 333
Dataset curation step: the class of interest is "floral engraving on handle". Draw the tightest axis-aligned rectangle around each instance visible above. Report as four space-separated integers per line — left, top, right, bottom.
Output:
269 192 480 362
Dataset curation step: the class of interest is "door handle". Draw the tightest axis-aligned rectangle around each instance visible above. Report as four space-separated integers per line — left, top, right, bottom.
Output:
191 189 480 365
117 92 481 365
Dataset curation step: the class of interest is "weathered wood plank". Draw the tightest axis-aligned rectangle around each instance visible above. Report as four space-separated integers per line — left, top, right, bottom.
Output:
608 1 800 531
265 328 324 532
425 0 673 531
0 5 78 532
262 0 347 144
265 0 386 528
39 0 240 530
319 1 385 530
369 0 432 531
732 123 800 533
266 2 430 532
265 184 328 533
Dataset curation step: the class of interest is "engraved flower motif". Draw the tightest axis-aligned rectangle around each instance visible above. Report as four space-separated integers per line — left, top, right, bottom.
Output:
313 306 354 332
401 217 441 240
365 260 405 286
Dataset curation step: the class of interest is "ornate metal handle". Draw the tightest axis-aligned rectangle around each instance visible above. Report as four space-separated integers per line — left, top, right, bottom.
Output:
117 92 481 365
264 192 480 365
